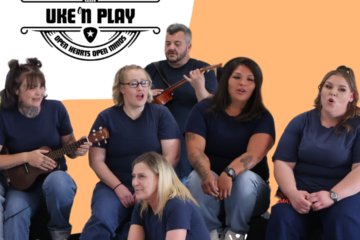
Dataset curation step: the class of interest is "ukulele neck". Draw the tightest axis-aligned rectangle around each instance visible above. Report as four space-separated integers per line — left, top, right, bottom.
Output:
47 138 88 160
163 64 221 92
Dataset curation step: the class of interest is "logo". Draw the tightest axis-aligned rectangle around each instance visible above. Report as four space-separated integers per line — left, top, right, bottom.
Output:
21 0 160 61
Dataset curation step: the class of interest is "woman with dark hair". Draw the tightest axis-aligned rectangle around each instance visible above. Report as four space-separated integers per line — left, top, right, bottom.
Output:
129 151 210 240
80 65 180 240
185 57 275 240
0 58 91 240
266 66 360 240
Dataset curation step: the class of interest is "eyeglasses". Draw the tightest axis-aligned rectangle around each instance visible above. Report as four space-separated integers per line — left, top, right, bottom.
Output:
120 80 151 88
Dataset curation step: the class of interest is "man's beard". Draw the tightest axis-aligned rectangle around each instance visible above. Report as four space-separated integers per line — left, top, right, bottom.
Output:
166 50 187 64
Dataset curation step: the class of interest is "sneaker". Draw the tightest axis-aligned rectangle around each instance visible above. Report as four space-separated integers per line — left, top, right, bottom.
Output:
224 229 246 240
210 229 220 240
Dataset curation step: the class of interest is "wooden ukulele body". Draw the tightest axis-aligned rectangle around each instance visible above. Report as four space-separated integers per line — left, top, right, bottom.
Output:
152 92 173 105
6 146 59 191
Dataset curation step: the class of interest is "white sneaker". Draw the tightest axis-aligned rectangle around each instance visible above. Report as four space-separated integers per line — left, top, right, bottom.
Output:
210 229 221 240
224 229 246 240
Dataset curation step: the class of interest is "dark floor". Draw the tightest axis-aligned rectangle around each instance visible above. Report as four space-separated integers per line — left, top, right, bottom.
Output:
29 206 323 240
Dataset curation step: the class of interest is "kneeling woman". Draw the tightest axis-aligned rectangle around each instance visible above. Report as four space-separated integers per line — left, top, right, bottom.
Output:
185 57 275 240
266 66 360 240
0 58 91 240
129 152 210 240
80 65 180 240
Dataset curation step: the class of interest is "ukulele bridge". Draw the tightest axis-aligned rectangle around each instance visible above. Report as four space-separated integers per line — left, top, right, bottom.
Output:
24 164 29 173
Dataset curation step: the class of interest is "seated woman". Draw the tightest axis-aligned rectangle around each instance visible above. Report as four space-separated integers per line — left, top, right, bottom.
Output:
80 65 180 240
0 58 91 240
265 66 360 240
129 151 210 240
185 57 275 240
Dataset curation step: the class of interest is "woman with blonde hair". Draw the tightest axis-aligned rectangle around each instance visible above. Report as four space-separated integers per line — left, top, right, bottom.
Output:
81 65 180 240
266 66 360 240
129 152 210 240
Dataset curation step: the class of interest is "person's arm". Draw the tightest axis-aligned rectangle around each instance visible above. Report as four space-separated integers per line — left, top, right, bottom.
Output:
230 133 274 174
274 160 311 214
185 132 218 197
166 229 187 240
309 163 360 211
184 69 210 102
0 145 56 171
333 163 360 200
60 133 91 159
217 133 274 200
161 139 180 167
158 106 181 167
89 146 134 208
128 224 145 240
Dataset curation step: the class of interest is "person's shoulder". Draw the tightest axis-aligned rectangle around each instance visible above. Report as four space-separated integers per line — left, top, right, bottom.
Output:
285 109 316 130
194 99 212 112
133 202 142 213
42 99 67 112
165 197 194 212
0 105 15 115
0 107 12 119
145 60 167 70
258 110 274 121
98 105 121 117
348 112 360 131
147 102 169 114
148 102 165 110
189 99 212 119
294 109 316 122
147 103 174 122
189 58 210 68
43 99 63 107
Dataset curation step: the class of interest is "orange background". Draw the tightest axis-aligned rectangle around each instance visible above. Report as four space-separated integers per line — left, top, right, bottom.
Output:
64 0 360 233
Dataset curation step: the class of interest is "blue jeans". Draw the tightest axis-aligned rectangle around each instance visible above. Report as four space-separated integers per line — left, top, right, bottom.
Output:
186 170 270 235
4 170 77 240
80 182 133 240
0 171 8 240
265 192 360 240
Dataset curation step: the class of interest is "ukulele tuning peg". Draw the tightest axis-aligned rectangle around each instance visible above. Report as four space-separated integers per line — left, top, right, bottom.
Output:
99 126 103 130
98 142 100 146
92 129 96 132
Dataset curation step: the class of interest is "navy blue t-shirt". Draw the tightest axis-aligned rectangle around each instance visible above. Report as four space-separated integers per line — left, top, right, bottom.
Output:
185 100 275 182
273 109 360 193
131 197 210 240
0 99 73 171
145 59 218 178
90 103 180 190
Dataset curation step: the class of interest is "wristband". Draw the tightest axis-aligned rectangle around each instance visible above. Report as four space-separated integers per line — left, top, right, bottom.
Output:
113 183 122 191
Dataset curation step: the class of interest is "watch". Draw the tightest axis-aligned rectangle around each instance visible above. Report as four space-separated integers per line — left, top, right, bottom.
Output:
223 167 236 181
329 190 338 203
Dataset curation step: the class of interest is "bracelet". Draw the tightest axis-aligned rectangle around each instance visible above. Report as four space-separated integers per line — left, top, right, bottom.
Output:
113 183 122 191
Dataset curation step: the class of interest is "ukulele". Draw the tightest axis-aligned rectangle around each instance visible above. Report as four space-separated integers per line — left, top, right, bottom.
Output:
5 127 109 191
152 63 222 105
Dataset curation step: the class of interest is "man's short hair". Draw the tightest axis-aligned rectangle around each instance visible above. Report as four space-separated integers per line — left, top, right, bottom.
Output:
166 23 192 44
